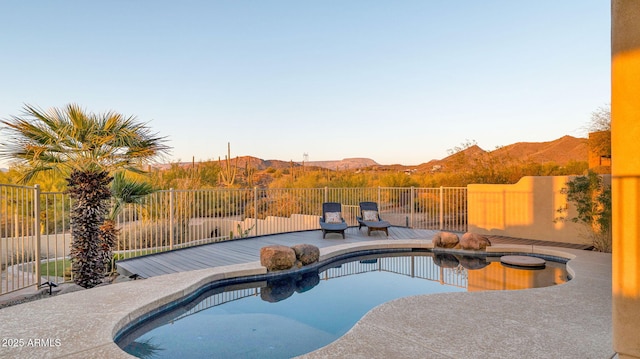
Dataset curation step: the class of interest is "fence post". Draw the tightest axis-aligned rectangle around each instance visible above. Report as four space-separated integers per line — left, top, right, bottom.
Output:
34 185 41 287
169 188 174 250
324 187 328 202
377 187 381 206
410 186 415 228
254 187 258 236
439 186 444 230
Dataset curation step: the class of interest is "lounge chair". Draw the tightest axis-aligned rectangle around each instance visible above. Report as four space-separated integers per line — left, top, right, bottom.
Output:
319 202 348 239
356 201 390 236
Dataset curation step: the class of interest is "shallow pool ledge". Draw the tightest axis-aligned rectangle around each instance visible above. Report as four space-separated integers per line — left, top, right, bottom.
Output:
0 241 612 359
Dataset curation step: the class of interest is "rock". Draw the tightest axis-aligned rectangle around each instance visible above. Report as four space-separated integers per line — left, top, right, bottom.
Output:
432 232 460 248
291 244 320 266
457 232 492 250
260 245 297 271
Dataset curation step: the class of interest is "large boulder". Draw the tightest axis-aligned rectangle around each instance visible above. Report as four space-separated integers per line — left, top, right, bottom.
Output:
291 244 320 266
457 232 492 250
432 231 460 248
260 245 296 271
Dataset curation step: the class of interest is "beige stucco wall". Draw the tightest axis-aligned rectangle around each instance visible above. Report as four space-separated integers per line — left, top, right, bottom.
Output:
467 176 592 245
612 1 640 358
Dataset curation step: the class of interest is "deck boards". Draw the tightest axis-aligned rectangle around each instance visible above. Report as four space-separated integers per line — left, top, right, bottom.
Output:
115 227 592 279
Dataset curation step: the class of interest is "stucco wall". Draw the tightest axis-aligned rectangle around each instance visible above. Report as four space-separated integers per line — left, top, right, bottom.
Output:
467 176 590 245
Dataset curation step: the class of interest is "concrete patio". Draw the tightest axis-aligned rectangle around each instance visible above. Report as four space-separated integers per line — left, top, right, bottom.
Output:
0 235 612 358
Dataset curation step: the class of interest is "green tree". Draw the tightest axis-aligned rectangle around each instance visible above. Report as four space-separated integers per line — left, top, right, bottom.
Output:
557 171 611 252
101 172 157 273
0 104 169 287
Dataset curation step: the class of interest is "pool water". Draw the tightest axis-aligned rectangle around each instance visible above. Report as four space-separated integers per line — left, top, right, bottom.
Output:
117 252 568 358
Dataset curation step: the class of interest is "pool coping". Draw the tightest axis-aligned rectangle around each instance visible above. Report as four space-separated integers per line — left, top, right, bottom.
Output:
0 240 612 358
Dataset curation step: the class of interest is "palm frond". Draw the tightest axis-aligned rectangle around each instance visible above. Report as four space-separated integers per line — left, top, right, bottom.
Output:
109 172 156 220
0 103 171 182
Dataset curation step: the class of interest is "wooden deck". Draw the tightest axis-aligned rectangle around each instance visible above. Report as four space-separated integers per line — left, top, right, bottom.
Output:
115 227 592 279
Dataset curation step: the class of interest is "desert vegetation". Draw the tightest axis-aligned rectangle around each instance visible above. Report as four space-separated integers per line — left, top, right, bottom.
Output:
556 171 612 252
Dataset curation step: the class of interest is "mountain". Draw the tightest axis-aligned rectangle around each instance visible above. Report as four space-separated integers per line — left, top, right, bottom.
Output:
415 135 587 173
491 135 587 165
154 156 296 171
303 158 379 170
157 136 588 173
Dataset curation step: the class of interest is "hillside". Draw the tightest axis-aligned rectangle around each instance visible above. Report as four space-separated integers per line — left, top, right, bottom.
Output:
154 156 298 171
157 136 588 173
414 136 587 173
304 158 379 170
491 135 587 165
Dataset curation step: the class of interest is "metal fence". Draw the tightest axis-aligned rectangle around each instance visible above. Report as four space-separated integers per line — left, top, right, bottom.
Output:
0 184 467 295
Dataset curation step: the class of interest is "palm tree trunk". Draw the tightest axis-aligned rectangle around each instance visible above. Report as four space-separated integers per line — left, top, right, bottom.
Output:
100 219 119 273
67 170 112 288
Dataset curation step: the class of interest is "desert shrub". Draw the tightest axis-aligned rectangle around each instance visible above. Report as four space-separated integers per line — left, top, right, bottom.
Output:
557 171 611 252
117 222 173 250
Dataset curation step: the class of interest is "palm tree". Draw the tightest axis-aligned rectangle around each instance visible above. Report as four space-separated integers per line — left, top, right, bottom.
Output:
0 104 169 288
102 172 157 273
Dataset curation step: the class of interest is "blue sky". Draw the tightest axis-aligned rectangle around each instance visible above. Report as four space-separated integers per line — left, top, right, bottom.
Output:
0 1 610 166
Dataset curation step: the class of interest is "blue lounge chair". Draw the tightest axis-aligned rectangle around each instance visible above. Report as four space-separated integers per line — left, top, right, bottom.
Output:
319 202 348 239
356 202 390 236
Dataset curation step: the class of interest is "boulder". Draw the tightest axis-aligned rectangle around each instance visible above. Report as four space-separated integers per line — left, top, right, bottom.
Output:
432 231 460 248
457 232 492 250
260 245 297 271
291 244 320 266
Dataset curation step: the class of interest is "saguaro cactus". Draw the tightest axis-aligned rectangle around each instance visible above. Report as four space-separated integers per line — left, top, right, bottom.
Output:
219 142 238 187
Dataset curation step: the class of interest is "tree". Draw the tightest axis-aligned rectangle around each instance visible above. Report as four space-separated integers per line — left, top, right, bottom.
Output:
101 172 157 273
587 104 611 158
556 171 611 252
588 104 611 132
0 104 169 287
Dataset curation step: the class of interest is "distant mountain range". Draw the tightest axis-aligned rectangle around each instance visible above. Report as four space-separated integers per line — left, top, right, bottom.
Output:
158 135 588 173
303 158 379 170
414 135 587 172
306 135 588 172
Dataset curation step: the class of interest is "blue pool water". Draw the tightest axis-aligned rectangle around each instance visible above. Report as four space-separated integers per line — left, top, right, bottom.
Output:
117 252 568 358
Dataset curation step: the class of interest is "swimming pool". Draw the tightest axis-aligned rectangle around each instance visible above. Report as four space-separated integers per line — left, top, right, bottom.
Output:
116 251 569 358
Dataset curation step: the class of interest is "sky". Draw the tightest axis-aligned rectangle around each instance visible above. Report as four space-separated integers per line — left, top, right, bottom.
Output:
0 1 610 167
